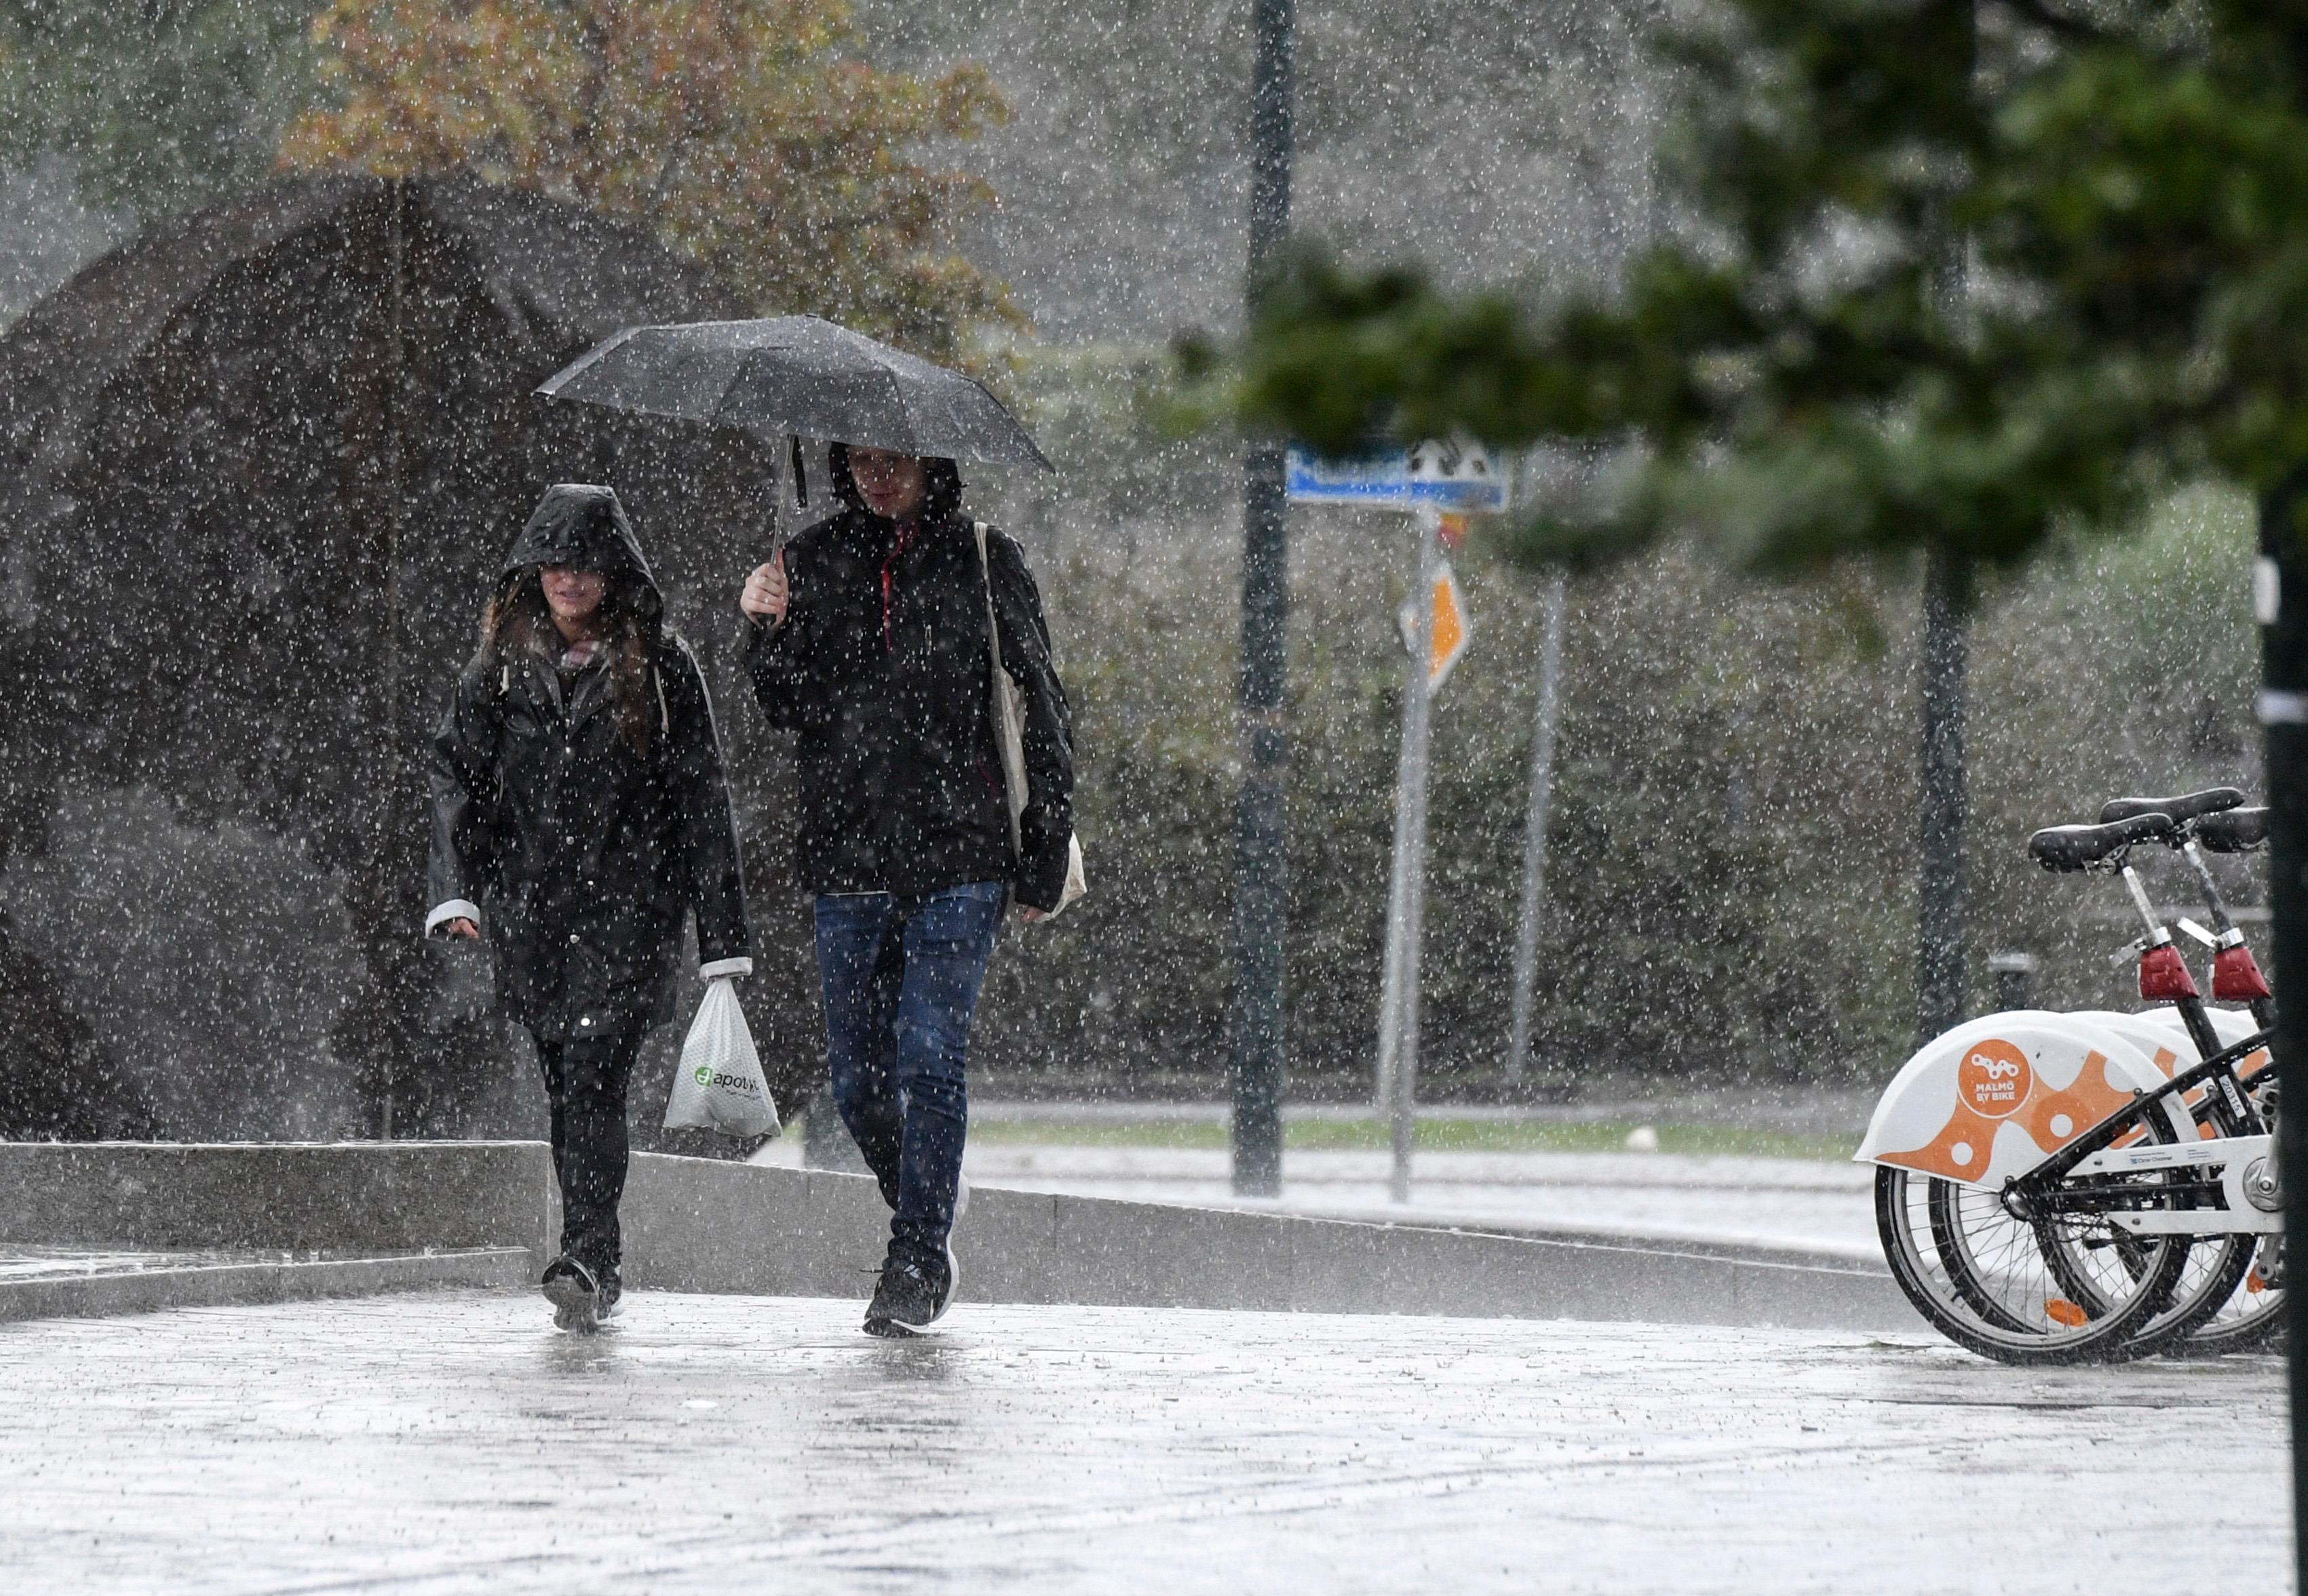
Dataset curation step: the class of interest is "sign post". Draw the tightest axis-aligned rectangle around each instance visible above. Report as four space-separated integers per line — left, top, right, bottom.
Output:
1504 569 1567 1088
1375 505 1443 1202
1287 439 1504 1203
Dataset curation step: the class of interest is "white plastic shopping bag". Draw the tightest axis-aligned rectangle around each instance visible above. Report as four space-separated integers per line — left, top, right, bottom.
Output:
663 979 780 1137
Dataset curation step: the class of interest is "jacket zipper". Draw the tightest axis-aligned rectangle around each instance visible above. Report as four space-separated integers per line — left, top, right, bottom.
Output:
880 520 921 653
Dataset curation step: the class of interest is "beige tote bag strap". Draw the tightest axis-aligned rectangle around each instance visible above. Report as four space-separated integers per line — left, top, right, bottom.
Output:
974 521 1028 858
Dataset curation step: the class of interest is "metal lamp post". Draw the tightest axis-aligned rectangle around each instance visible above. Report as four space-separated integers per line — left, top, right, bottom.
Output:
1229 0 1297 1198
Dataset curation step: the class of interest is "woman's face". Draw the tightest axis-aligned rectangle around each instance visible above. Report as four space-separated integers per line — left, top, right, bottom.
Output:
849 447 929 520
540 565 607 627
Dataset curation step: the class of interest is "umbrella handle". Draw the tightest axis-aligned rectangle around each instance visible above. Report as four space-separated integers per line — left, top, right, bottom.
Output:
764 431 815 559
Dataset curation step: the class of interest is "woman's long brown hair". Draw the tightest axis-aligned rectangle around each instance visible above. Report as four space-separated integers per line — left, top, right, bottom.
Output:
482 569 656 753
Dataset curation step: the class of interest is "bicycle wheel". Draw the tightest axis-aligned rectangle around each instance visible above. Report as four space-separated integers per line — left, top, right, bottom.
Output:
1874 1102 2198 1364
2092 1224 2253 1359
2024 1132 2248 1359
2172 1237 2284 1356
2177 1072 2285 1355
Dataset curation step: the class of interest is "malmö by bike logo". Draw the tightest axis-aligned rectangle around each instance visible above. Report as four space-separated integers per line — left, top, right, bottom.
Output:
1959 1039 2032 1118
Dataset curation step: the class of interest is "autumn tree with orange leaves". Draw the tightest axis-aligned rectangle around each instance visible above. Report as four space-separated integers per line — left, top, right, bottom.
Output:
280 0 1019 362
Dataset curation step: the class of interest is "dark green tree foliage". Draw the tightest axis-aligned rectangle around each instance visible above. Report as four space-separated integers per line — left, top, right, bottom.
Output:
1218 0 2308 575
0 2 319 216
0 915 154 1139
961 387 2257 1097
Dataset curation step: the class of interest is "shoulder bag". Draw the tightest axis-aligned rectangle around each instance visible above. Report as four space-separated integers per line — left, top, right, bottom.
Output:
974 521 1086 915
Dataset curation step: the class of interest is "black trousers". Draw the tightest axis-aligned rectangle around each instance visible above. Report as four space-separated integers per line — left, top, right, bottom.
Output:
533 1028 647 1278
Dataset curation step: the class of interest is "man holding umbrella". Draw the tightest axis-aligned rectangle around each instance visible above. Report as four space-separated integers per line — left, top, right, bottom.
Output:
537 315 1077 1337
738 444 1073 1336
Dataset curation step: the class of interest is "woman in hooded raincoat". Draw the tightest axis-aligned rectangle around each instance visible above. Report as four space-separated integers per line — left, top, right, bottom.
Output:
427 483 752 1331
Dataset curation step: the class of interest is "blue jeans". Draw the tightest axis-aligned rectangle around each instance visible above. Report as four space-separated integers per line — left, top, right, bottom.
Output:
815 881 1005 1266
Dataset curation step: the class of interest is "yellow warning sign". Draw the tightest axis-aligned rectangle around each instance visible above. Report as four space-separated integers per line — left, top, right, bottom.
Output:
1397 560 1472 690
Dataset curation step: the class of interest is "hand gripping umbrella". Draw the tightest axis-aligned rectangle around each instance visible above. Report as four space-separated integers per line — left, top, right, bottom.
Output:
536 315 1053 539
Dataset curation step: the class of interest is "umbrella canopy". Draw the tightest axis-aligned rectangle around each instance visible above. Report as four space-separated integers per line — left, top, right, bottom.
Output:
535 315 1053 470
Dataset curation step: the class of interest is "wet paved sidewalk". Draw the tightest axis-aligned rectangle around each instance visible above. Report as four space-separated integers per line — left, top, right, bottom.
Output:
0 1289 2281 1594
946 1144 1880 1260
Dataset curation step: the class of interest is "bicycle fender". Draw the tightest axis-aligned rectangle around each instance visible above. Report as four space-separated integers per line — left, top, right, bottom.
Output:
1854 1011 2186 1190
2105 1005 2267 1068
2068 1008 2214 1083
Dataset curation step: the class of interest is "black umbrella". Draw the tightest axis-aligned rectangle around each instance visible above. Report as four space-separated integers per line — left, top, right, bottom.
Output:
535 315 1053 471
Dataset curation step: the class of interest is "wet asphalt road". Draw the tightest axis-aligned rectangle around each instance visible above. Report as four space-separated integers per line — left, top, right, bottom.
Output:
0 1290 2283 1594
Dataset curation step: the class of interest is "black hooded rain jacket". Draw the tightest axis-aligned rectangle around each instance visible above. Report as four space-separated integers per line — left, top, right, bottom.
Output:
744 467 1074 910
426 484 752 1040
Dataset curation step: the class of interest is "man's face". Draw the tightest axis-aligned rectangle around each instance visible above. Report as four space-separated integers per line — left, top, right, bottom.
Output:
850 448 929 519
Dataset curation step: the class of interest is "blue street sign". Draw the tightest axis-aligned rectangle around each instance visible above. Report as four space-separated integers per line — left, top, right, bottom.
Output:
1284 439 1510 513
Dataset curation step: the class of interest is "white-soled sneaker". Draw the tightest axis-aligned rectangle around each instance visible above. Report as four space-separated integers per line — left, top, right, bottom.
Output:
935 1241 959 1325
864 1254 948 1338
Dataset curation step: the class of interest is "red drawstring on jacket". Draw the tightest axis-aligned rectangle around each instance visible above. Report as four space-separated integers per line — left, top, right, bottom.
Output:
880 520 920 652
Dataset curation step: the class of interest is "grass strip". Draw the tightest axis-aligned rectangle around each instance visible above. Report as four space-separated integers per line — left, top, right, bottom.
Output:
963 1117 1854 1161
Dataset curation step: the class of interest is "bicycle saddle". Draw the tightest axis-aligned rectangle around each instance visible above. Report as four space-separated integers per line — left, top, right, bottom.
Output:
2194 805 2269 853
2027 812 2176 872
2098 787 2245 825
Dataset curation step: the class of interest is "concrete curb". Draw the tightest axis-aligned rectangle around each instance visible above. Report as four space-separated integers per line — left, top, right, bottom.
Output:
1286 1211 1885 1274
0 1247 533 1323
0 1142 1919 1332
0 1141 555 1255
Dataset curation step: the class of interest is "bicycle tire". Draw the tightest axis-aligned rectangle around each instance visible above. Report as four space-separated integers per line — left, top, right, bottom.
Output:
2058 1010 2252 1356
2116 1230 2254 1357
1925 1178 2034 1334
2176 1074 2285 1355
2028 1156 2252 1360
2170 1237 2285 1357
1874 1101 2197 1365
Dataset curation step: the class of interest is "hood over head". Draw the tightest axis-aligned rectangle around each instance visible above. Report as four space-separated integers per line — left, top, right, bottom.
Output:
503 483 662 617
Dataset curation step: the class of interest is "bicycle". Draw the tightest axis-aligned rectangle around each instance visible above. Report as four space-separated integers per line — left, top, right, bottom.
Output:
1864 807 2279 1363
2097 793 2281 1353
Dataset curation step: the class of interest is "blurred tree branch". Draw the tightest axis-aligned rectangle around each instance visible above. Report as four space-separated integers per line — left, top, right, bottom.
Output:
1205 0 2308 578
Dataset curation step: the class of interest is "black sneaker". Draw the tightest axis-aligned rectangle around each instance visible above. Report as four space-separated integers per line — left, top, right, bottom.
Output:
542 1256 602 1334
598 1270 622 1322
864 1251 953 1338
